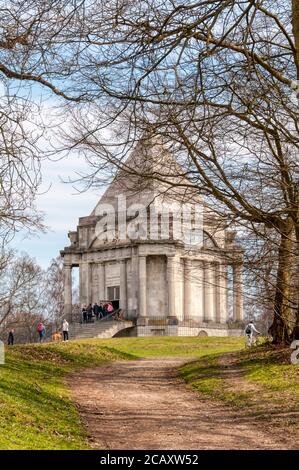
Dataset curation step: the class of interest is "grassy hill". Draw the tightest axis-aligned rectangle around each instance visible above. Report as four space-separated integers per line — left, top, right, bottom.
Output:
0 342 133 449
180 343 299 441
0 337 297 449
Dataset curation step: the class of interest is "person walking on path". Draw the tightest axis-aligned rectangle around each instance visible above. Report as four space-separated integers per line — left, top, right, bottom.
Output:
7 329 14 345
37 322 46 343
244 321 260 347
62 319 69 341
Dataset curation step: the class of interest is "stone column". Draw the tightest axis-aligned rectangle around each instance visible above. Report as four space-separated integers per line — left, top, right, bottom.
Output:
219 263 228 323
80 261 92 306
120 259 127 310
184 259 192 321
79 262 83 306
127 254 138 313
86 262 92 304
98 262 105 301
91 264 98 304
138 255 147 321
204 262 215 322
215 262 227 324
233 263 244 322
64 264 72 318
167 255 178 321
197 260 205 323
126 259 133 311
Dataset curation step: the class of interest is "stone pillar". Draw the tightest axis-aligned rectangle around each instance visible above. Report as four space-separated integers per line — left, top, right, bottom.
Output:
184 259 192 321
80 261 92 306
127 259 133 311
233 263 244 322
64 264 72 318
127 254 138 313
219 263 228 323
167 255 178 321
120 259 127 310
138 255 147 320
86 262 92 304
197 260 205 323
215 262 227 324
79 262 83 306
204 262 215 322
98 262 105 301
91 264 98 304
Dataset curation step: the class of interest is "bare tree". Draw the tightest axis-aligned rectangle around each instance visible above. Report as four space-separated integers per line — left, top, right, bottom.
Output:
45 256 64 328
0 1 90 242
1 1 298 342
60 1 299 343
0 252 45 328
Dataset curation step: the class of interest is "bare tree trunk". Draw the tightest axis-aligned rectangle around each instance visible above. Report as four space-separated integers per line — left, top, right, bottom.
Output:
293 223 299 339
289 0 299 338
292 0 299 79
270 218 295 343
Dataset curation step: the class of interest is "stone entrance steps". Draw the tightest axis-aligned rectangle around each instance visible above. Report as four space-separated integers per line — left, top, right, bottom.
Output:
69 320 134 339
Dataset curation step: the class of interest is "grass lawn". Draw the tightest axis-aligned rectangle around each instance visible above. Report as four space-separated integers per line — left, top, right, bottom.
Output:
0 336 242 449
99 335 244 358
180 343 299 434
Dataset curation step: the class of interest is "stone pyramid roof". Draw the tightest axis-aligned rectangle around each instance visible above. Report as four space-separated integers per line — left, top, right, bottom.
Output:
91 136 201 216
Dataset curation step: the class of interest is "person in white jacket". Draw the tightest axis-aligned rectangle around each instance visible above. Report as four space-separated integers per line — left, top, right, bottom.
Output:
62 319 69 341
244 321 260 347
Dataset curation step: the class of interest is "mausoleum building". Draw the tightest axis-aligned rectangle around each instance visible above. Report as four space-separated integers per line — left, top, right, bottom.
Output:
61 139 244 337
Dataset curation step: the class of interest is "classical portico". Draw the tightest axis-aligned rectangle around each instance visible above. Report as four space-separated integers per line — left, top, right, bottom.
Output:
62 244 244 336
61 139 244 337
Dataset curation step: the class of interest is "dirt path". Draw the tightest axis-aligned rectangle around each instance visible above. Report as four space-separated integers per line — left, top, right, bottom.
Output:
69 357 290 450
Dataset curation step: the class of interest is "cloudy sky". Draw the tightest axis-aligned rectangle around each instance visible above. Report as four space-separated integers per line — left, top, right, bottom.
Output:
12 154 103 269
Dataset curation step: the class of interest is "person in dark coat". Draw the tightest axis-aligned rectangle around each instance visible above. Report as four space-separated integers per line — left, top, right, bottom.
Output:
82 306 87 323
87 303 93 323
93 303 100 320
8 329 14 345
99 302 105 318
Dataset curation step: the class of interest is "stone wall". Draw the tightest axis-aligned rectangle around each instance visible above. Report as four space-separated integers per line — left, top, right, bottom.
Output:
135 325 243 337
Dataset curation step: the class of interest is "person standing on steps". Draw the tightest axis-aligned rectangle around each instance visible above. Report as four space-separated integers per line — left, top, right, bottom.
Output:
99 302 105 319
87 303 93 323
62 319 69 341
7 329 14 345
244 320 260 347
107 302 114 315
82 305 87 323
93 303 100 321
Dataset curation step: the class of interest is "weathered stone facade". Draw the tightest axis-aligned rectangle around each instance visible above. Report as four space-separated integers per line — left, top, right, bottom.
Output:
61 139 244 337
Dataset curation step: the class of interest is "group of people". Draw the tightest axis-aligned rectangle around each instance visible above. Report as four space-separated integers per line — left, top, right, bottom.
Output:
38 320 69 342
7 319 70 345
7 322 47 346
6 316 260 346
81 302 114 323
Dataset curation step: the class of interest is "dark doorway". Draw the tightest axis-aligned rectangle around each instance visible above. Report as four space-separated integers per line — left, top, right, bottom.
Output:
107 286 120 310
